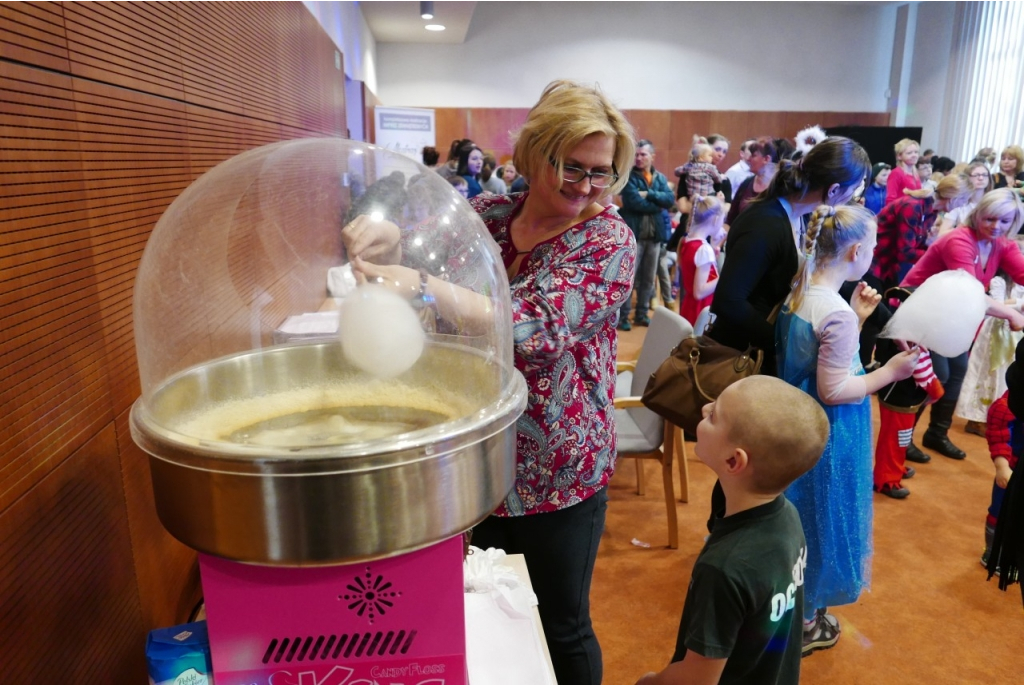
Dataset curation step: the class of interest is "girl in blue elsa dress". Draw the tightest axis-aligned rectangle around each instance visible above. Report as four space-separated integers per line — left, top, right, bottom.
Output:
775 203 919 655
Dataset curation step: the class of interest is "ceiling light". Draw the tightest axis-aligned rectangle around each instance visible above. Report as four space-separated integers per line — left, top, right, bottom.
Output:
425 24 446 31
420 1 434 20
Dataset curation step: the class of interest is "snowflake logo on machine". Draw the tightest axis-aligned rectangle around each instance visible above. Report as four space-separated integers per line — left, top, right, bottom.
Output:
339 566 402 624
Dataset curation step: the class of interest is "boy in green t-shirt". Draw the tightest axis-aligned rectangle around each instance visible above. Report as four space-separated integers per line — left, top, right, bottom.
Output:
636 376 829 685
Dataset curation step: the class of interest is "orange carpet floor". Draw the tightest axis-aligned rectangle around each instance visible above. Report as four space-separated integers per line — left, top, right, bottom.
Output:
593 318 1022 685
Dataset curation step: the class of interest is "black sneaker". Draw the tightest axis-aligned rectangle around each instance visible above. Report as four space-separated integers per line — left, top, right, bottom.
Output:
802 609 841 656
903 465 916 479
634 316 651 327
905 443 931 464
875 482 910 499
617 319 632 331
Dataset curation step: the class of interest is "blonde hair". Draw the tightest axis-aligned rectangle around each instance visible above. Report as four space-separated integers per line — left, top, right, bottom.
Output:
966 188 1024 239
688 195 725 231
789 203 876 313
690 134 712 162
903 172 972 201
724 376 830 495
1001 145 1024 176
512 80 635 196
894 138 920 158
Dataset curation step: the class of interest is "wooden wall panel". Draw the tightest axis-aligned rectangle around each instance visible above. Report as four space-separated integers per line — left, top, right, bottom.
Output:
64 1 185 101
0 424 145 683
424 107 892 183
0 1 69 72
116 407 203 630
1 2 347 680
73 80 193 415
0 60 113 513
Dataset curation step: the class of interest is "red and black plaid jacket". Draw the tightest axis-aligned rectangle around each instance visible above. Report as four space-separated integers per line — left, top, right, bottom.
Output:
869 195 936 289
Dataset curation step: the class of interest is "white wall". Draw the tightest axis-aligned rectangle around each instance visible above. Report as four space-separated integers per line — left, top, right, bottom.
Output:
376 1 898 111
905 1 957 153
303 0 379 94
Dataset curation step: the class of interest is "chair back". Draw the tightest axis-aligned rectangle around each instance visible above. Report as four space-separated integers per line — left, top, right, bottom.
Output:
692 306 716 337
629 307 693 446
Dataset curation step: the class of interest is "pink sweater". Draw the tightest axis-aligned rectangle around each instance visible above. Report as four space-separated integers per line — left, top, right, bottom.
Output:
885 166 921 205
902 226 1024 291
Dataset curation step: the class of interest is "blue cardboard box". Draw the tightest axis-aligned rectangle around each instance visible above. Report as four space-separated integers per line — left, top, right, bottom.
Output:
146 620 213 685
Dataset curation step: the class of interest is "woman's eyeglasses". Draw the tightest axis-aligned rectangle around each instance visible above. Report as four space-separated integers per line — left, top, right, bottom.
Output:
555 161 619 188
970 171 991 179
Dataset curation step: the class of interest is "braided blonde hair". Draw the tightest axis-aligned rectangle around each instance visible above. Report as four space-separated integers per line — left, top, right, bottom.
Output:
789 203 877 313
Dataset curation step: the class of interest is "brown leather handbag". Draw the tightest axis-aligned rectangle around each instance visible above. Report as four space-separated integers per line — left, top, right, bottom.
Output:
641 335 763 432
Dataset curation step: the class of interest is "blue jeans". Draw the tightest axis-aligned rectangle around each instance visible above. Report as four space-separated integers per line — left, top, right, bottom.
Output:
620 238 661 323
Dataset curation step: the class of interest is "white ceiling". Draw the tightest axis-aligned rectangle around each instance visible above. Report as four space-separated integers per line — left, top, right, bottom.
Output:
359 1 478 43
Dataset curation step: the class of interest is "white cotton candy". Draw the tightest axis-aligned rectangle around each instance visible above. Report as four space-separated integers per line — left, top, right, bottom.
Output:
339 284 425 378
880 270 986 357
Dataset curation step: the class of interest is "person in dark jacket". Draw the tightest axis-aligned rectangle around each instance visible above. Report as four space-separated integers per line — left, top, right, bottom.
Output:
618 139 676 330
709 137 871 375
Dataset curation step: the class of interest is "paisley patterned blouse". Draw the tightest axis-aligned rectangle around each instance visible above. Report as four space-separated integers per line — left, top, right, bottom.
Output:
471 193 637 516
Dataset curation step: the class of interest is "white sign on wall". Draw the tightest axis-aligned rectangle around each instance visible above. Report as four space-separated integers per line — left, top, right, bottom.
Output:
374 107 436 163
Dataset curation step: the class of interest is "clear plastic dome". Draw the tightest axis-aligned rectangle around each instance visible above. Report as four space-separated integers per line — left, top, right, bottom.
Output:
130 139 526 563
132 138 517 455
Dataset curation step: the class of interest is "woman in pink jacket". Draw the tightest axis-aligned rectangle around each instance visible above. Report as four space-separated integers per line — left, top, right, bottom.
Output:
900 188 1024 462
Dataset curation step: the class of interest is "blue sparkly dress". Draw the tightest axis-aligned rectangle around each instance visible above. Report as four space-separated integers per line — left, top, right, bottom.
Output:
776 286 873 619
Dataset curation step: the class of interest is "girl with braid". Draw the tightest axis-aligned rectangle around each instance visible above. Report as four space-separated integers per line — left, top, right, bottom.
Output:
775 204 919 656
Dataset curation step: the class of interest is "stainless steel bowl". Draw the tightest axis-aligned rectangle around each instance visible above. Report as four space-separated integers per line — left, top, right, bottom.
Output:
130 339 527 566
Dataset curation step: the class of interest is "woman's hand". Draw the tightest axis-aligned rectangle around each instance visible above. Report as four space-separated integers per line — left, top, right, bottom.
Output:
850 281 881 324
884 347 921 382
342 215 402 264
350 256 419 300
1009 309 1024 331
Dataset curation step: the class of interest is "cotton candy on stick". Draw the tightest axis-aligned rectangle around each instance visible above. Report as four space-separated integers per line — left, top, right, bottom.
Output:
879 270 986 357
339 283 425 378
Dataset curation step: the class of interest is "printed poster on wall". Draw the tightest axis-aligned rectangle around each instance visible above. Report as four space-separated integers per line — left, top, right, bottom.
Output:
374 107 436 163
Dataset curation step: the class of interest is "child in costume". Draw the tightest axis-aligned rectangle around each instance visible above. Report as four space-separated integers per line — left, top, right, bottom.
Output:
983 391 1020 569
775 204 918 655
871 329 944 498
677 196 724 327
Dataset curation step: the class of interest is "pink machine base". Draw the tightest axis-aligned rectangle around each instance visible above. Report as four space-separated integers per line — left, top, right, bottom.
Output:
200 536 467 685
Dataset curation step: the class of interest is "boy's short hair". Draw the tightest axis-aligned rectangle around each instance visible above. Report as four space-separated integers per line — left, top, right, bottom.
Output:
726 376 829 494
448 175 468 188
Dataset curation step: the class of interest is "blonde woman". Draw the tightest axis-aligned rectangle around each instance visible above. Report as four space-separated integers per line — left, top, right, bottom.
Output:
345 80 637 685
900 189 1024 462
993 145 1024 190
936 161 993 235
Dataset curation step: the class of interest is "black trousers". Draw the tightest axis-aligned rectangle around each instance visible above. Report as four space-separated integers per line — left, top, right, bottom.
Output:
471 489 608 685
919 350 969 430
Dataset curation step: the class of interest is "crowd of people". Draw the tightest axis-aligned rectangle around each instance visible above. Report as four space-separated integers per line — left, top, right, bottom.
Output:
344 83 1024 684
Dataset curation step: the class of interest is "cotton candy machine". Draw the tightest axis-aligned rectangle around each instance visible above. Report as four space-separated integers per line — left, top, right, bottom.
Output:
130 139 526 684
